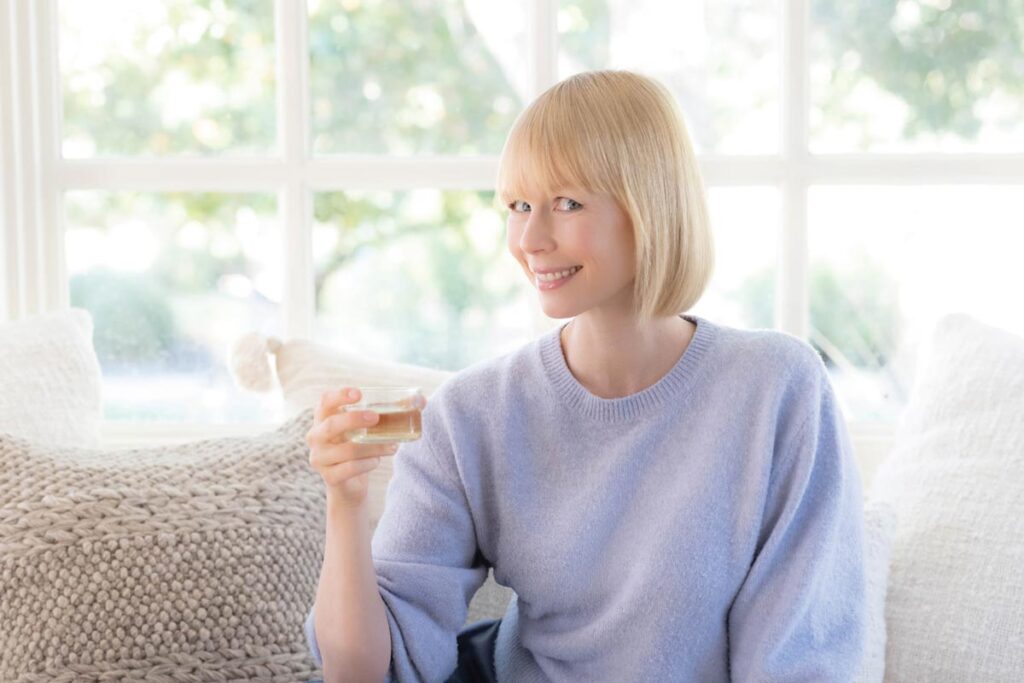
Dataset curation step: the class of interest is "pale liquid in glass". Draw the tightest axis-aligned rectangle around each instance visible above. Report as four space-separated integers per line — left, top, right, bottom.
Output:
349 405 423 444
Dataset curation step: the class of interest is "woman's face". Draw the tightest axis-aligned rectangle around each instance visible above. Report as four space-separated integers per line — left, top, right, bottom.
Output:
505 186 636 320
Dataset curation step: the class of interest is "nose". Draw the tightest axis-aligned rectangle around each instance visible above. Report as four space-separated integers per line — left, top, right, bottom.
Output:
517 209 556 254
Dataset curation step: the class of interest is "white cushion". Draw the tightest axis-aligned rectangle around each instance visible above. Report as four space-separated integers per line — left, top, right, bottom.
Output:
0 308 103 448
868 313 1024 680
856 500 897 683
230 332 452 529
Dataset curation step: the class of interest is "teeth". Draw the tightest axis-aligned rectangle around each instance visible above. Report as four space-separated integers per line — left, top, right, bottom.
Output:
537 266 581 282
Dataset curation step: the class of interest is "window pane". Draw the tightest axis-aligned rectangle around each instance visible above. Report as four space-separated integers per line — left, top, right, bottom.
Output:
59 0 276 157
65 192 285 422
559 0 780 154
309 0 528 155
691 187 780 329
809 186 1024 424
313 190 540 369
810 2 1024 153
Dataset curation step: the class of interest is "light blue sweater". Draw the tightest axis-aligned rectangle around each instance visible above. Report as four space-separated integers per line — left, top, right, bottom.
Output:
306 314 867 681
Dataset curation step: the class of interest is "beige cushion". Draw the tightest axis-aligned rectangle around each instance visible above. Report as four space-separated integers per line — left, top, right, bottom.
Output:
0 408 323 682
0 308 103 448
868 313 1024 681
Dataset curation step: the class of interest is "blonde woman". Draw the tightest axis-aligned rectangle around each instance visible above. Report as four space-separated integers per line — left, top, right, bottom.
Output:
304 70 866 682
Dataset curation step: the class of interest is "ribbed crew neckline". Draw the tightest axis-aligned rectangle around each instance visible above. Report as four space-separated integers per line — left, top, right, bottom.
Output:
538 313 717 422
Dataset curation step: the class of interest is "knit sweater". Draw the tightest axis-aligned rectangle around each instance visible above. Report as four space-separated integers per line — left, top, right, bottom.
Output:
305 313 867 682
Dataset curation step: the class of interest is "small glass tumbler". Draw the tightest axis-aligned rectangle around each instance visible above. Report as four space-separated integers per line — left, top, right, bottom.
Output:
342 387 424 444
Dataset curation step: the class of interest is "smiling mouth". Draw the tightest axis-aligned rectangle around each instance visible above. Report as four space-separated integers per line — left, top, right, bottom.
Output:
535 266 582 283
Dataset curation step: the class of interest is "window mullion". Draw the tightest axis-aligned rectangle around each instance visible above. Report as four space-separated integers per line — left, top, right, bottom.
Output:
0 0 62 320
277 0 314 341
778 0 810 339
0 0 18 320
305 156 499 190
528 0 558 99
38 0 65 312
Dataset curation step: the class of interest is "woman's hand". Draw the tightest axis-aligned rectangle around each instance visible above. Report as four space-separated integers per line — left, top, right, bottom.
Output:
306 387 400 508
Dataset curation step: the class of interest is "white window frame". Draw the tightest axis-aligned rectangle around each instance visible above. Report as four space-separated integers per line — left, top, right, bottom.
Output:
2 0 1023 460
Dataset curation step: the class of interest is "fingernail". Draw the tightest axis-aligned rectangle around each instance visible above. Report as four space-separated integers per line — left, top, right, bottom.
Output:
363 412 375 423
348 388 358 399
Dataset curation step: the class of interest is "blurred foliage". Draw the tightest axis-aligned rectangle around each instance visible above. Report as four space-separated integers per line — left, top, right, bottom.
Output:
812 0 1024 139
733 257 902 369
70 268 178 368
557 0 611 72
313 190 521 368
67 192 275 373
61 0 276 156
61 0 1016 375
308 0 523 154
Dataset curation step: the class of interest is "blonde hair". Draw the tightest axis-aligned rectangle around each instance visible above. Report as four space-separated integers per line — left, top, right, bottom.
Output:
496 69 715 323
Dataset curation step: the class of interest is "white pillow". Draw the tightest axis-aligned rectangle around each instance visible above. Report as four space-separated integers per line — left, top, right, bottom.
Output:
868 313 1024 681
0 308 103 448
856 500 897 683
229 332 452 529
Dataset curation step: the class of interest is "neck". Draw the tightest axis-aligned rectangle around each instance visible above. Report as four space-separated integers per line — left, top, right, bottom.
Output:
559 313 696 399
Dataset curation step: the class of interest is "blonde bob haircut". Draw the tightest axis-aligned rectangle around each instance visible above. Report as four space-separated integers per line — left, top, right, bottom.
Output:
496 69 715 324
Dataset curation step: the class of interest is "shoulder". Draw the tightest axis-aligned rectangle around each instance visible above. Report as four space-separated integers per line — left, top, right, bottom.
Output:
703 320 842 459
711 319 826 385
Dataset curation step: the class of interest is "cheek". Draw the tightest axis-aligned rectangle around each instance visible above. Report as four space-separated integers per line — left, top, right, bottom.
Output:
506 222 524 257
506 229 530 278
563 230 597 264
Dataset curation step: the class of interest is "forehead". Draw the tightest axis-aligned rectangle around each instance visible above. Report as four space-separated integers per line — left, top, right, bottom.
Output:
516 185 591 199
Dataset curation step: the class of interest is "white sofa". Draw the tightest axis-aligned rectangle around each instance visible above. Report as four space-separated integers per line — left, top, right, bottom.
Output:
2 308 1021 681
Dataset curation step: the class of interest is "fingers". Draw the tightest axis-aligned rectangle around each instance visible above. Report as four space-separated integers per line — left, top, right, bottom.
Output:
314 386 362 424
319 455 382 488
308 439 399 471
307 410 380 449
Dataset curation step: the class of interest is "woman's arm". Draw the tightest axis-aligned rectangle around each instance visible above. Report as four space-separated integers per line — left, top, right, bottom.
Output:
727 370 868 681
312 494 392 683
305 387 490 682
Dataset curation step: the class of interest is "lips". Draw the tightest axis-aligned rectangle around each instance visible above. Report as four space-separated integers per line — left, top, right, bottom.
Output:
534 265 582 282
534 266 581 291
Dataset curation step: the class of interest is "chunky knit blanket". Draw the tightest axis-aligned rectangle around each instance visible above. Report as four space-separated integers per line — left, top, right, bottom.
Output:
0 408 324 682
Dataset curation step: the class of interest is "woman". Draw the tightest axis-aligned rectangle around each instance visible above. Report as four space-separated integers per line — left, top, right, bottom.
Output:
304 70 867 682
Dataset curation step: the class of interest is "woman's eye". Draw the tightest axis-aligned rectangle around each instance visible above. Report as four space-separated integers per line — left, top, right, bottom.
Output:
558 198 582 211
509 200 530 212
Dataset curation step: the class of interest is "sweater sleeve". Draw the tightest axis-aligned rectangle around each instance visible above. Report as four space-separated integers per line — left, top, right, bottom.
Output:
727 368 867 682
305 397 489 682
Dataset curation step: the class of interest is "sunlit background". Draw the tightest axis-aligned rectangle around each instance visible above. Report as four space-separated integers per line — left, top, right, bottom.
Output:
55 0 1024 427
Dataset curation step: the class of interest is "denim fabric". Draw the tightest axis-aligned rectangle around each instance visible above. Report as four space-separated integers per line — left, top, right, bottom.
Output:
445 618 501 683
306 618 500 683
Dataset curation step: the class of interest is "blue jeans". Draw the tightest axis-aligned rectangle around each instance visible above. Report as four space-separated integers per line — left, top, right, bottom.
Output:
445 618 501 682
307 618 501 683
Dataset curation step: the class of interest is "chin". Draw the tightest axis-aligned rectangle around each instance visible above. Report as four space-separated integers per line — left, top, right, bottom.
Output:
538 299 581 320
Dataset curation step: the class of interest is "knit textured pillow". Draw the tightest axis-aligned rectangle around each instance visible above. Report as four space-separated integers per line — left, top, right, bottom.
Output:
0 408 324 682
